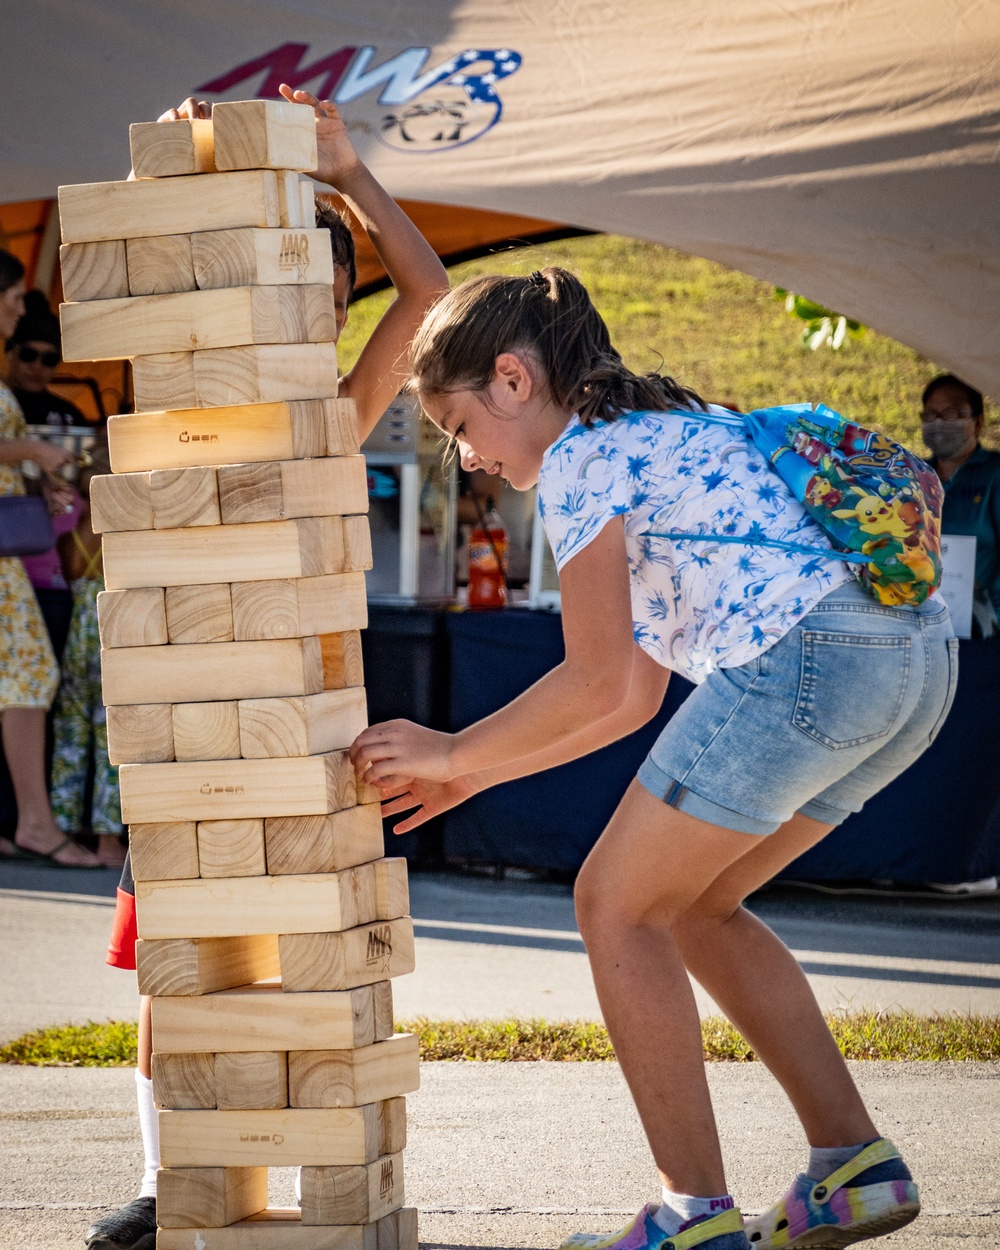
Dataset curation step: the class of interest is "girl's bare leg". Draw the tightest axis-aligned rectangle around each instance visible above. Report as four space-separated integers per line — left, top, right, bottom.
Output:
138 994 152 1079
3 707 98 865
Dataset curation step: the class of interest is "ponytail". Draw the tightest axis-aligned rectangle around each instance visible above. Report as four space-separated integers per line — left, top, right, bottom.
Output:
410 266 705 424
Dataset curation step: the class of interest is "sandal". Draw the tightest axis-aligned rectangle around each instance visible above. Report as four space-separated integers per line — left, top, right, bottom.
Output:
560 1205 749 1250
14 835 105 868
744 1138 920 1249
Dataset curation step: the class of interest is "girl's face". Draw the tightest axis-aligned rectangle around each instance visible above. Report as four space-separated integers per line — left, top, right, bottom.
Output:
0 280 26 341
420 353 570 491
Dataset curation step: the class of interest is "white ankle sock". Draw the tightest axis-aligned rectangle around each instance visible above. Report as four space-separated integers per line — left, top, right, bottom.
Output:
806 1140 874 1181
135 1071 160 1200
652 1189 735 1236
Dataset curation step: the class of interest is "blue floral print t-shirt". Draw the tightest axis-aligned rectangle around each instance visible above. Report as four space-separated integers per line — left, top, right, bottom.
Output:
538 407 852 684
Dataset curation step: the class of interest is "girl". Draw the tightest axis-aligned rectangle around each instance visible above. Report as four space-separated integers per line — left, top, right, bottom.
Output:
352 268 955 1250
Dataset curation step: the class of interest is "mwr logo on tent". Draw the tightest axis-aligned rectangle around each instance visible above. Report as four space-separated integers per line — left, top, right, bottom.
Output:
198 43 523 152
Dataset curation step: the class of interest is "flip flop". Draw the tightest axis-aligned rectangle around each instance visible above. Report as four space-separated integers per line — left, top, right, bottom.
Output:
13 836 106 869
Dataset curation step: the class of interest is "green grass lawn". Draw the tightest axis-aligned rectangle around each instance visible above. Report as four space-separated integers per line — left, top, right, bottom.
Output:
338 234 996 453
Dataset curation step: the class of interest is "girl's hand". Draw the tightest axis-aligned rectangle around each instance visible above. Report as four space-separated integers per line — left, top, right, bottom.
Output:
378 775 481 835
351 719 456 785
41 475 74 515
278 84 362 188
158 98 211 122
26 439 73 475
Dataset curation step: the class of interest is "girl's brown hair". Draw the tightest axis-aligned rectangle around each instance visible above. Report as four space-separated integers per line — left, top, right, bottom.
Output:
410 267 705 425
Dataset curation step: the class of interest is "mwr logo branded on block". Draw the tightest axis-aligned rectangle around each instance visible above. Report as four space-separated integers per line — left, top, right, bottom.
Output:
198 42 523 151
278 232 311 280
380 1157 395 1198
366 924 393 968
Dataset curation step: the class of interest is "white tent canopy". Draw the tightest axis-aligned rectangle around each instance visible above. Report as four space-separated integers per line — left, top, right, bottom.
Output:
8 1 999 395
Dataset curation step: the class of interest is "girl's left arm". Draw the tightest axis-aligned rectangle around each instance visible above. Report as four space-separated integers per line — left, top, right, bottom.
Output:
352 516 639 784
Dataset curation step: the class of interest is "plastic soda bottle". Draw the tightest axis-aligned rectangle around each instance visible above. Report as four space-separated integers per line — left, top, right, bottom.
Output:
468 499 508 609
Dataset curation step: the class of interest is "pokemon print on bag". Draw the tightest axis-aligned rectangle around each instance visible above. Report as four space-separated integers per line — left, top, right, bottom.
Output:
744 403 943 605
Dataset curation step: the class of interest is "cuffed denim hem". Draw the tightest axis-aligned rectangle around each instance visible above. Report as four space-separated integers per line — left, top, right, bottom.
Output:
636 755 779 836
797 796 853 826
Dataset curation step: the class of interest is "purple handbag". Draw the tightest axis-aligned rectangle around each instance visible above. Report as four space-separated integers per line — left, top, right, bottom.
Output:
0 495 57 557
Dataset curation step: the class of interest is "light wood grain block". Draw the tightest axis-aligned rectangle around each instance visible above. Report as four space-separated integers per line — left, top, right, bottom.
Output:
102 636 323 704
102 516 351 590
192 227 334 289
135 856 379 938
231 571 367 641
172 701 242 762
107 399 329 472
157 1165 267 1229
277 170 305 227
57 170 280 244
60 284 337 362
151 1052 216 1110
288 1035 419 1110
126 234 196 296
165 583 233 644
121 750 358 827
342 516 373 573
137 934 280 997
300 1153 403 1226
325 398 361 456
279 918 414 993
238 688 367 759
129 820 199 881
192 342 338 407
89 471 152 533
197 819 266 877
217 456 368 524
300 180 316 228
106 703 174 764
97 587 167 648
321 631 365 690
155 1207 416 1250
59 240 129 301
129 118 216 179
151 465 222 528
150 982 390 1053
215 1051 288 1111
373 982 394 1046
131 351 197 412
264 805 383 876
374 859 410 924
213 99 317 173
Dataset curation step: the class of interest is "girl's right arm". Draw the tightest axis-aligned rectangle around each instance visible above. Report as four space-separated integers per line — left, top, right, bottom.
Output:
0 438 73 473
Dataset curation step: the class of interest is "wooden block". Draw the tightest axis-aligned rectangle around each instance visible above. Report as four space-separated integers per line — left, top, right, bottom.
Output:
321 631 365 690
279 918 415 992
342 517 373 573
157 1165 267 1229
131 351 197 412
107 399 329 472
277 171 304 227
264 805 384 877
135 857 379 938
89 471 152 533
102 517 352 590
129 118 216 179
156 1207 415 1250
288 1035 420 1110
231 572 367 641
325 398 361 456
106 703 174 765
57 170 280 244
172 701 242 762
213 99 317 173
150 982 389 1053
152 1052 216 1110
150 465 222 529
126 234 196 296
218 456 368 524
300 1153 402 1226
380 1206 417 1250
192 227 334 289
238 688 367 759
197 819 266 877
102 637 322 704
129 821 199 881
160 1101 389 1168
137 934 280 996
373 983 394 1046
60 284 337 362
214 1052 288 1111
97 587 167 648
300 180 316 228
192 343 338 407
59 240 129 301
374 859 409 923
121 751 359 825
165 584 233 644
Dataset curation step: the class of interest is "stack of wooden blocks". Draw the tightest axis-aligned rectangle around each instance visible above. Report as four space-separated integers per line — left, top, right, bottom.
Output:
58 100 419 1250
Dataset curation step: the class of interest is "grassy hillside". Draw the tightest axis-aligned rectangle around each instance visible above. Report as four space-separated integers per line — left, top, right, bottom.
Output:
338 234 995 453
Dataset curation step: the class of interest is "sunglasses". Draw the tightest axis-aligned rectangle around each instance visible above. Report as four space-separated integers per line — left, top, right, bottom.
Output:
17 345 60 367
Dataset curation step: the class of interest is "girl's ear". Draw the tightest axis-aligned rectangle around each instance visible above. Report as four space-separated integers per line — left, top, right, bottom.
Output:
494 350 536 399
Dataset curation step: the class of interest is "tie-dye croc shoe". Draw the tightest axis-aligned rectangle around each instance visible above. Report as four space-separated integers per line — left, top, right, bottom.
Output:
744 1138 920 1249
559 1205 750 1250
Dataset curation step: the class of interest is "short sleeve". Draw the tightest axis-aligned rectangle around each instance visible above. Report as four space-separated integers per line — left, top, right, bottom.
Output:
537 426 632 571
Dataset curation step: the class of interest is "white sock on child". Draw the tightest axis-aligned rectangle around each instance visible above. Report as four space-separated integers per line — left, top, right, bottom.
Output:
651 1189 736 1237
136 1070 160 1200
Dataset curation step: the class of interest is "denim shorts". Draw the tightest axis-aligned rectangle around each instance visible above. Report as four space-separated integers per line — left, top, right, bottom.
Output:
637 579 959 835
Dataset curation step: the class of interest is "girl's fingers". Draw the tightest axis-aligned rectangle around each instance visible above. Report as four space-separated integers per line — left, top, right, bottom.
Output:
379 793 418 816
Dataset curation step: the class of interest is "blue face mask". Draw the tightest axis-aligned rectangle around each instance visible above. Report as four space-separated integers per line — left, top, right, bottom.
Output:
922 419 975 460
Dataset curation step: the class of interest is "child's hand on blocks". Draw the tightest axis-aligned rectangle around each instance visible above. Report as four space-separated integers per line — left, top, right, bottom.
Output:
278 84 361 188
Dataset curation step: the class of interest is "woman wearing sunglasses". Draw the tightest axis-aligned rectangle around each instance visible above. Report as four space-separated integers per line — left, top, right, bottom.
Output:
5 289 87 428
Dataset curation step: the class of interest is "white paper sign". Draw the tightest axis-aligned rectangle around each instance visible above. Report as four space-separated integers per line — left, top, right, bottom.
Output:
938 534 976 639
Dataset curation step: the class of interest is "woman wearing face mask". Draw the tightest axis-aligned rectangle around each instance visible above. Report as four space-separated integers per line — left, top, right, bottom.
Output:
921 375 1000 638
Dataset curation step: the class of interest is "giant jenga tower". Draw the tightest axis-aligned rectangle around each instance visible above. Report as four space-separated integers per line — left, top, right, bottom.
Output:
58 101 419 1249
